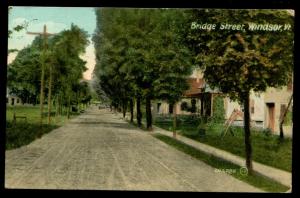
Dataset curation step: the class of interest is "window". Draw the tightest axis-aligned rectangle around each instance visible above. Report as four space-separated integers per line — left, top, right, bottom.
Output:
180 101 188 111
157 103 161 112
169 104 173 114
17 99 19 104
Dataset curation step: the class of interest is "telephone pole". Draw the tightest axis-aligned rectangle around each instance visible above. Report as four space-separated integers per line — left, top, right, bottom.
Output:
27 25 55 126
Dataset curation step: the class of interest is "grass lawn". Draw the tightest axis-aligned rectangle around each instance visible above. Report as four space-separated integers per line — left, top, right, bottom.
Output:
154 116 292 172
6 105 80 150
153 133 289 192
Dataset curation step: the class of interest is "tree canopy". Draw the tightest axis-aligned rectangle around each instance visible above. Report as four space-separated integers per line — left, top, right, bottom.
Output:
8 24 91 111
93 8 193 129
184 9 294 173
184 9 294 101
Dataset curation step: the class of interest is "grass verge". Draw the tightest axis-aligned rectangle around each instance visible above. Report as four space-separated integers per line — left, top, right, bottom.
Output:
154 120 292 172
153 133 290 193
6 105 80 150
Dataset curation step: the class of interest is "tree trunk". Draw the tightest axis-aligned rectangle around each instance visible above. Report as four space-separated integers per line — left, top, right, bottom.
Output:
47 65 53 125
279 94 293 140
122 100 127 118
146 97 152 131
173 102 177 138
59 94 63 115
55 95 59 118
200 95 204 116
243 92 253 174
39 56 45 126
35 95 38 106
67 95 71 119
137 97 142 127
130 99 134 123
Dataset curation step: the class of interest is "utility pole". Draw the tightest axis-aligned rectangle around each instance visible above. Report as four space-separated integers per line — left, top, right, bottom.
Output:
47 62 53 124
27 25 55 126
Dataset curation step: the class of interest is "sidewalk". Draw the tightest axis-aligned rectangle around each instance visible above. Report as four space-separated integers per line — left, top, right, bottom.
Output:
152 126 292 189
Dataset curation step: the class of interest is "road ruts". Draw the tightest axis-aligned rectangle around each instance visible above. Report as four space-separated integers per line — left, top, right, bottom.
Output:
5 106 263 192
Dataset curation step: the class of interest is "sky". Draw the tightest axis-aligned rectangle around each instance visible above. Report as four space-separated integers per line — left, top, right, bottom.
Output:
8 6 97 80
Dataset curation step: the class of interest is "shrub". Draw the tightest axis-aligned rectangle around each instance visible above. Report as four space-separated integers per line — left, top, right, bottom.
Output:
262 128 272 137
197 116 210 137
283 110 292 126
211 95 225 123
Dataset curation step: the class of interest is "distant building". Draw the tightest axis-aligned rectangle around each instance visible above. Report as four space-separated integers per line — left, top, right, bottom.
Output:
6 88 23 106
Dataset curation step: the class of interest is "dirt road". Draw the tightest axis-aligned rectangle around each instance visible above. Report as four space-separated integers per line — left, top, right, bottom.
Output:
5 106 262 192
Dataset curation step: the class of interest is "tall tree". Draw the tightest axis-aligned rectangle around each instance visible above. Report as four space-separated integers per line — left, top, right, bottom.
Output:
8 24 90 121
152 9 193 136
184 9 294 173
93 8 193 130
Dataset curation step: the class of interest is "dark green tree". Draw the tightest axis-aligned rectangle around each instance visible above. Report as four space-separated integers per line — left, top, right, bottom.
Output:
8 24 90 122
185 9 294 173
93 8 193 130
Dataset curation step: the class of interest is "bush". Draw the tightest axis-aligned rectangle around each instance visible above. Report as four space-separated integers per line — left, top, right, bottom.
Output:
178 115 200 125
211 95 225 123
262 128 272 137
283 110 292 126
197 116 210 137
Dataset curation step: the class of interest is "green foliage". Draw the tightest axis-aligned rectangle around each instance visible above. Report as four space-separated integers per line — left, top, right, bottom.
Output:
197 116 208 137
6 122 58 150
154 120 292 172
184 9 294 170
93 8 193 128
8 24 90 109
7 46 41 104
211 95 225 123
184 9 294 102
5 106 75 149
283 110 292 126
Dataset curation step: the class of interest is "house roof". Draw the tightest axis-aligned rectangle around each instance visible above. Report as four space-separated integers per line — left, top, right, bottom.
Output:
183 77 221 97
184 78 205 97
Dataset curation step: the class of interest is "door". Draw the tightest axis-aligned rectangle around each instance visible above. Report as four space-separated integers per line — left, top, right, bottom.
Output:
266 103 275 132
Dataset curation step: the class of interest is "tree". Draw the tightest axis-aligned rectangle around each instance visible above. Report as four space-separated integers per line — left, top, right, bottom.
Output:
52 24 89 117
8 24 90 122
152 10 193 136
7 43 42 104
93 8 193 131
185 9 294 173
